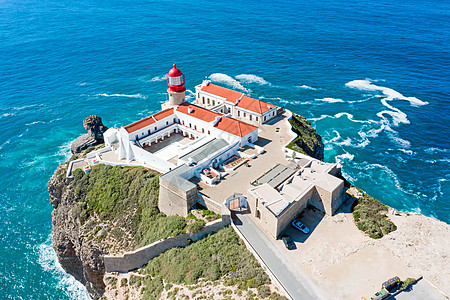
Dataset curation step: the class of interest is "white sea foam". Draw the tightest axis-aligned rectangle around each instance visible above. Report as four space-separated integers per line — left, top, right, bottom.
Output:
235 74 269 85
425 147 450 154
38 235 90 299
25 121 45 126
209 73 250 92
150 74 166 82
298 85 317 90
96 93 145 99
327 130 352 146
345 79 428 107
335 151 355 163
315 97 344 103
308 114 329 122
55 140 73 162
399 149 415 155
77 81 87 86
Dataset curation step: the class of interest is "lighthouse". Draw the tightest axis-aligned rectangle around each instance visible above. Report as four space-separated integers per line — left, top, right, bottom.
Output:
162 64 186 110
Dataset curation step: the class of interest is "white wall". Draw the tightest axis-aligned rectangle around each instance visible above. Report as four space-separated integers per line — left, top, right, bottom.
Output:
130 144 176 172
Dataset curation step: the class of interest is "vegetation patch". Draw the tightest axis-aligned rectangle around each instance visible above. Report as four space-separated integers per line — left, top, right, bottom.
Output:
352 193 397 239
286 113 323 159
399 277 416 290
142 227 269 288
71 164 186 250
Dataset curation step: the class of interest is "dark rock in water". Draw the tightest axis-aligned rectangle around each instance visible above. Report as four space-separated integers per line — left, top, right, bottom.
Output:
71 115 108 154
49 164 106 299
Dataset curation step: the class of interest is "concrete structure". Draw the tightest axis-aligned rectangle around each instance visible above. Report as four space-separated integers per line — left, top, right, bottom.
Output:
91 64 345 237
248 159 345 238
104 214 231 273
194 80 279 124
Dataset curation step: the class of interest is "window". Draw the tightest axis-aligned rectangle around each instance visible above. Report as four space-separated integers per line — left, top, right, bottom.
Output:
202 128 204 133
189 123 191 128
237 111 240 117
256 117 258 122
194 125 197 130
182 120 185 125
166 121 169 125
155 126 157 131
212 100 215 106
135 135 138 140
202 96 205 104
244 112 246 117
173 118 176 123
207 98 210 104
148 130 150 135
248 137 252 143
264 116 266 121
249 115 252 121
208 130 210 135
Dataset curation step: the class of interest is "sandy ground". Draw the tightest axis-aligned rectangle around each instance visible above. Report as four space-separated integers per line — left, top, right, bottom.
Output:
279 194 450 300
102 272 284 300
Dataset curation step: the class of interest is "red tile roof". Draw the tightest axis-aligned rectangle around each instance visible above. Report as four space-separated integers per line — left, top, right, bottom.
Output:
200 83 276 114
125 108 174 133
176 103 258 137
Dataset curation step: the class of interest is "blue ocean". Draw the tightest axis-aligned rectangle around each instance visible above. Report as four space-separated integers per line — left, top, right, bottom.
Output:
0 0 449 298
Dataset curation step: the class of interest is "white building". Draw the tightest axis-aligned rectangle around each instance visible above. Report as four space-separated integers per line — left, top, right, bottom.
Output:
103 65 261 176
194 80 279 124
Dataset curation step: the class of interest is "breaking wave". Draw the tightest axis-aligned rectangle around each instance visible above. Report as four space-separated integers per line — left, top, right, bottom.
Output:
37 235 90 299
345 79 428 107
96 93 145 99
150 74 166 82
335 151 355 163
297 85 317 90
209 73 250 92
315 97 344 103
235 74 270 85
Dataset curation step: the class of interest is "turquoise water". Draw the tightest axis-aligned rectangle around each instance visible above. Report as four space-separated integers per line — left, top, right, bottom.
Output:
0 0 449 298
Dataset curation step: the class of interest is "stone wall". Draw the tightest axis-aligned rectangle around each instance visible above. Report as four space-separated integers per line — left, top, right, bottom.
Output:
158 176 198 217
104 216 231 273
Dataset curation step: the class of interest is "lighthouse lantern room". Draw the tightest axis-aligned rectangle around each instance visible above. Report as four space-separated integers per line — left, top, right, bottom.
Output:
163 64 186 110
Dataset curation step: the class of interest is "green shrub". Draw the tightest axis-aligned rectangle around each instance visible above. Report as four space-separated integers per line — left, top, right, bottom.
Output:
143 227 269 287
400 278 416 290
187 220 206 233
70 164 187 247
352 192 397 239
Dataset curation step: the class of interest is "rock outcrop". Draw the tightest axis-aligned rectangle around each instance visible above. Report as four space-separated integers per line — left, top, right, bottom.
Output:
48 164 106 299
288 113 325 160
71 115 108 154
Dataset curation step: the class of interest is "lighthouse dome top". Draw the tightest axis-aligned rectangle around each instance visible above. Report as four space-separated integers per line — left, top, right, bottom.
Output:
168 64 183 77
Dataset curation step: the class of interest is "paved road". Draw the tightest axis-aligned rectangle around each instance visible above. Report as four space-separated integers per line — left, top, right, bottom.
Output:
233 212 322 300
390 280 447 300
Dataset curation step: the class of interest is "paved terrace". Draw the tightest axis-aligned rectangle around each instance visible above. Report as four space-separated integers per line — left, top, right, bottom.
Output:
197 111 297 203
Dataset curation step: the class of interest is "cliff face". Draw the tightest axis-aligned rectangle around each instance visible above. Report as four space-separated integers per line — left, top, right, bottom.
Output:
287 113 324 160
48 164 106 299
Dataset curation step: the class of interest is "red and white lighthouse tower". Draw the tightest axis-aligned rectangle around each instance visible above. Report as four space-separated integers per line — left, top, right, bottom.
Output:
163 64 186 109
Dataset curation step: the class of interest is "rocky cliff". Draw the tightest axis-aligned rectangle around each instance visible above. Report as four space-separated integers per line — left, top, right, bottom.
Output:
287 112 324 160
48 163 107 299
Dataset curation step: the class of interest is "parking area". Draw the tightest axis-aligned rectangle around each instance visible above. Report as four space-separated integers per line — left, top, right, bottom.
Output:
254 204 417 300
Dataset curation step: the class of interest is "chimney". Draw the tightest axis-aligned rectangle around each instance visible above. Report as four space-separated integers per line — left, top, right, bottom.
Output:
188 107 193 114
212 116 222 126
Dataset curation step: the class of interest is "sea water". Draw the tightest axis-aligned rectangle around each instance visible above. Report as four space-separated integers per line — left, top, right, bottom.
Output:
0 0 448 298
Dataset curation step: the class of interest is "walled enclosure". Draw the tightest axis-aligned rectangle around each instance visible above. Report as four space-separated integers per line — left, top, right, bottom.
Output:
104 215 231 273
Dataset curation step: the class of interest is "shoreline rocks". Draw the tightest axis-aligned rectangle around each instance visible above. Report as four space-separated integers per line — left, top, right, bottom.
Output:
71 115 108 154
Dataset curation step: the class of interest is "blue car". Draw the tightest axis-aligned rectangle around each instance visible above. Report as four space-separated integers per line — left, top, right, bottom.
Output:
281 235 295 249
292 220 310 234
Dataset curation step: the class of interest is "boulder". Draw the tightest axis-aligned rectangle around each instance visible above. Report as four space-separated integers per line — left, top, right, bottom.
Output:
71 116 108 154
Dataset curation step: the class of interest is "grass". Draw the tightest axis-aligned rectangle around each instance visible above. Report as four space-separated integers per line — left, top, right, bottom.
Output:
352 193 397 239
71 164 186 248
142 226 270 292
286 113 324 160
